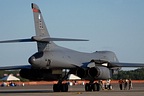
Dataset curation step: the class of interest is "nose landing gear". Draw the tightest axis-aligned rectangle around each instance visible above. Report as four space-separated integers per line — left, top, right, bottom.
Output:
53 70 69 92
53 83 68 92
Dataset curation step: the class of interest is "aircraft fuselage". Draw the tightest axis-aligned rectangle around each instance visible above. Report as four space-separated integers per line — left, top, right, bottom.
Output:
29 45 119 69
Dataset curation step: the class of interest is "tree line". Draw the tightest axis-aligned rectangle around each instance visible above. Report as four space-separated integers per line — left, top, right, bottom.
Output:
112 67 144 80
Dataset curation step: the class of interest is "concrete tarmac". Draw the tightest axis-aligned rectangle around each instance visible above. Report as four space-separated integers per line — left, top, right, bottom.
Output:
0 83 144 96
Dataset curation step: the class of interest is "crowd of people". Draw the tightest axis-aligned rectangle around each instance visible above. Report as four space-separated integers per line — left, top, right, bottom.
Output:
118 79 133 90
1 81 25 87
1 81 17 87
97 79 133 90
98 79 112 90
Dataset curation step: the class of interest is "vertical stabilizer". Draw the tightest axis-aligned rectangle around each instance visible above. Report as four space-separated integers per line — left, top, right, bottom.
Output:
31 3 55 51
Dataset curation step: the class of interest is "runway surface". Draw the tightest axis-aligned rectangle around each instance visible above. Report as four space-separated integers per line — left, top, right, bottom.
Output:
0 83 144 96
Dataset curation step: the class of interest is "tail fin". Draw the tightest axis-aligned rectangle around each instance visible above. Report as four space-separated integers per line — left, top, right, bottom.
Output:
32 3 54 51
31 3 88 51
32 3 49 37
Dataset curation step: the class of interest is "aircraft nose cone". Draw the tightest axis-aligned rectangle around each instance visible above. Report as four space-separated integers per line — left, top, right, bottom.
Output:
28 56 36 64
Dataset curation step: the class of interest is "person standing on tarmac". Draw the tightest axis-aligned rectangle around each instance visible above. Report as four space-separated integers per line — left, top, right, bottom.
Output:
119 79 123 90
124 79 128 90
128 79 133 90
99 80 104 90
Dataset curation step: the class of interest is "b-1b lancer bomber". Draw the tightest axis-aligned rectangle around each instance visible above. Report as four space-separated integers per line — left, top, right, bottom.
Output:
0 3 144 92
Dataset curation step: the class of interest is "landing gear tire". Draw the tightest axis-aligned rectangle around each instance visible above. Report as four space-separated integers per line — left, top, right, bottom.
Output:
53 83 68 92
92 83 100 91
85 83 92 91
85 83 100 91
61 84 68 92
53 84 61 92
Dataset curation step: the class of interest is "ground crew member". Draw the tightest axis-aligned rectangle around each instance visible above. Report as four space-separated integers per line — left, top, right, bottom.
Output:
124 79 128 90
128 79 133 90
119 79 123 90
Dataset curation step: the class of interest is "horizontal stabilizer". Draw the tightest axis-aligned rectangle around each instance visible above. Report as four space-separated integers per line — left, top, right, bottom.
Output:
0 36 88 43
32 36 89 42
0 38 33 43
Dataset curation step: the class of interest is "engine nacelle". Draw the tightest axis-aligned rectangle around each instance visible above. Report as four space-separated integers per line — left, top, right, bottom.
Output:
20 69 61 81
88 67 111 79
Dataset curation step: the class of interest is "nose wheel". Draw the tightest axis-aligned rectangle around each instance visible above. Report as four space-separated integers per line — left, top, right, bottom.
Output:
53 69 69 92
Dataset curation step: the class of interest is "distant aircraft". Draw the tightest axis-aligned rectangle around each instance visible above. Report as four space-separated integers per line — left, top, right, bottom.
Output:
0 3 144 92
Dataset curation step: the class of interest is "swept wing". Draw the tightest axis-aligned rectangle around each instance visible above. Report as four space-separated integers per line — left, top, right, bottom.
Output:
0 65 31 70
90 59 144 68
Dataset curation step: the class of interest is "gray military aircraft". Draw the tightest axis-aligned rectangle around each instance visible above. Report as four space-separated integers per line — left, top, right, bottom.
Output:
0 3 144 92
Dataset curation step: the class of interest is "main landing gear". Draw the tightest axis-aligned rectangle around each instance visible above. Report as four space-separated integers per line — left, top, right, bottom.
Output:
85 80 100 91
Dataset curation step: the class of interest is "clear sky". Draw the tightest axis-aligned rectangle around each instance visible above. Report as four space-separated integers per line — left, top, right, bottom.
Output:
0 0 144 70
